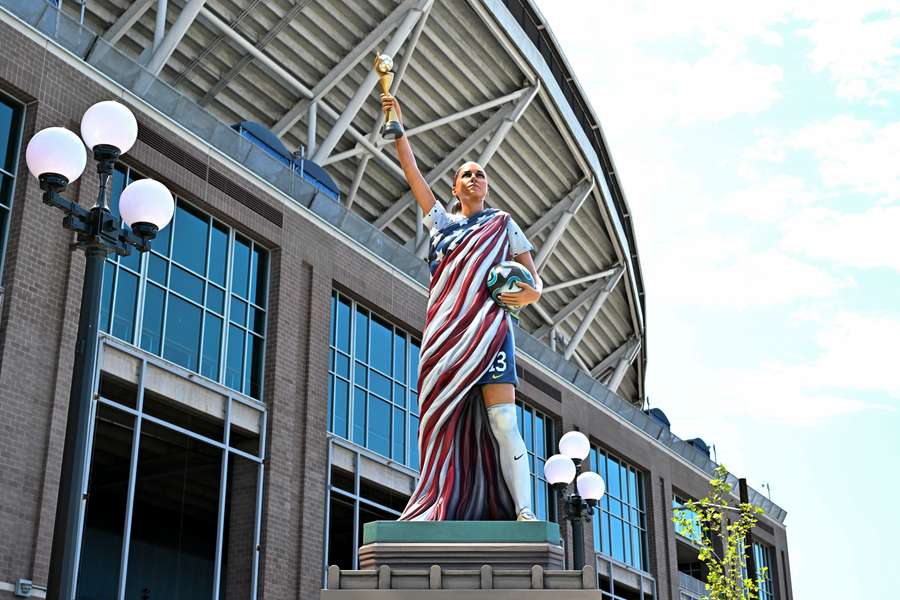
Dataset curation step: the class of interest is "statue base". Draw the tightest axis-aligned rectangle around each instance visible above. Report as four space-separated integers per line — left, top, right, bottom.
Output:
358 520 565 570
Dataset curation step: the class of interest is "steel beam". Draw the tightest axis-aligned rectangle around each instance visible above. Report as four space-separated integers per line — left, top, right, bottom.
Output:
145 0 207 76
524 176 591 238
542 267 621 293
563 266 624 359
198 0 314 107
531 272 618 340
607 337 641 392
152 0 168 52
198 7 406 180
591 336 640 380
307 101 318 157
478 84 539 165
324 87 532 166
273 0 418 136
534 178 594 272
373 102 515 230
86 0 154 62
312 0 433 164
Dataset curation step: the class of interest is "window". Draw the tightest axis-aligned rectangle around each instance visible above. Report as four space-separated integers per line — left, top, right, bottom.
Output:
100 164 268 399
328 291 420 469
516 401 556 522
673 493 702 544
753 541 776 600
591 447 648 571
0 92 23 278
77 340 265 598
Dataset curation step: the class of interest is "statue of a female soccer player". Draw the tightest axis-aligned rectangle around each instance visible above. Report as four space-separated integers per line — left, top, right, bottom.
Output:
382 94 543 521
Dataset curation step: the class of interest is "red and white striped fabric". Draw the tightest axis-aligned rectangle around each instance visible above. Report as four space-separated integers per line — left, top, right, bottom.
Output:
400 209 517 521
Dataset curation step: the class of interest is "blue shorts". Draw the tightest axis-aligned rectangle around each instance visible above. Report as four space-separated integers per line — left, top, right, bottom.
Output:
477 328 518 386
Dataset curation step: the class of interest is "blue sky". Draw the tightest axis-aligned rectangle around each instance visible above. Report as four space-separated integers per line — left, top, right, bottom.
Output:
535 1 900 596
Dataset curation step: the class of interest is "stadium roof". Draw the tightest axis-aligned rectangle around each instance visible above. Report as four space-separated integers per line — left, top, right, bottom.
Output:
45 0 648 405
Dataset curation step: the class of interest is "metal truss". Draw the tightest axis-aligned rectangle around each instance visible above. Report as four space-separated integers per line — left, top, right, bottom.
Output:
591 336 641 392
197 0 316 107
273 0 422 138
145 0 207 76
311 0 434 164
531 178 594 272
563 266 625 360
532 264 623 340
86 0 155 62
374 83 539 231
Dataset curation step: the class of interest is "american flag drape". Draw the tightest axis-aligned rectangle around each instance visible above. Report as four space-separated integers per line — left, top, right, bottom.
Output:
400 209 516 521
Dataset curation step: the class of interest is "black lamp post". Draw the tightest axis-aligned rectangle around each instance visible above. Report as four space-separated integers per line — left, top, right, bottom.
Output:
544 431 606 571
25 101 174 600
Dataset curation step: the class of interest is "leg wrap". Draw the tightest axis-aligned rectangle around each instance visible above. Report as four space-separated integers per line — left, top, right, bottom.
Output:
487 403 532 515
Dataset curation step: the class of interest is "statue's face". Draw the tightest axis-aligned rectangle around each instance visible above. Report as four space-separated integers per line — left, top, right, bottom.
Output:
452 161 488 205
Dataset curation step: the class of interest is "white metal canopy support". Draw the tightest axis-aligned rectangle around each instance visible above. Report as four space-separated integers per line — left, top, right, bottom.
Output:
272 0 419 137
530 266 620 340
198 7 406 180
477 83 539 165
563 266 624 359
312 0 433 164
542 267 621 293
145 0 207 76
373 102 516 230
153 0 168 52
87 0 154 61
533 178 594 272
524 176 592 239
198 0 314 107
606 337 641 392
345 2 432 210
591 336 640 380
324 87 532 166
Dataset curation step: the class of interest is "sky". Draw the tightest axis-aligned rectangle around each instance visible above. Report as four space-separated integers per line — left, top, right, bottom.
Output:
534 1 900 597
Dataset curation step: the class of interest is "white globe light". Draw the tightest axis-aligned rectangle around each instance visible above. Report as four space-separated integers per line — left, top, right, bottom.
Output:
25 127 87 183
119 179 174 230
558 431 590 461
80 100 138 154
543 454 576 486
576 471 605 501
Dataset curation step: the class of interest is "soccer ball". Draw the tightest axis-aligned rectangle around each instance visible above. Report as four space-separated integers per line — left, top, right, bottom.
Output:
486 260 535 312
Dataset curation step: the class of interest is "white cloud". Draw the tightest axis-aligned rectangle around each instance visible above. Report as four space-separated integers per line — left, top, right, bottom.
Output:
650 241 851 308
788 117 900 200
780 204 900 271
799 8 900 104
721 175 816 222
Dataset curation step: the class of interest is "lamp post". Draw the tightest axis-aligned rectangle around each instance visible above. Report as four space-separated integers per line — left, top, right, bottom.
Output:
26 101 174 600
544 431 605 571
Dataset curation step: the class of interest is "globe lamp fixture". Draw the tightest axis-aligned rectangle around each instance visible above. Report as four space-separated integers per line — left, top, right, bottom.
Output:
25 101 174 600
544 430 605 572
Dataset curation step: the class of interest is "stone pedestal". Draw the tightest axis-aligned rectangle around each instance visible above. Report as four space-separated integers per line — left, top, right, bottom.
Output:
358 521 564 570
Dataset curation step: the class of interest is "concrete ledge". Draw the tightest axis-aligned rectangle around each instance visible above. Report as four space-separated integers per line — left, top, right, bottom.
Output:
363 520 561 545
359 542 565 570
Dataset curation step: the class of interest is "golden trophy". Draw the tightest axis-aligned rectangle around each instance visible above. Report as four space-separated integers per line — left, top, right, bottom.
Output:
374 53 404 139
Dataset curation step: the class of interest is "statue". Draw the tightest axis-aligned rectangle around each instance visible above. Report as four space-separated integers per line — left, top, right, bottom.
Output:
380 93 544 521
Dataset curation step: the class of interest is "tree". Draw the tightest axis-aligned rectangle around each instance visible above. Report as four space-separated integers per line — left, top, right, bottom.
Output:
673 465 767 600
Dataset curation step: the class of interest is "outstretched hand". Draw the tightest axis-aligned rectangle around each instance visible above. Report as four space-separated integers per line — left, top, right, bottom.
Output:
381 93 403 124
498 282 541 310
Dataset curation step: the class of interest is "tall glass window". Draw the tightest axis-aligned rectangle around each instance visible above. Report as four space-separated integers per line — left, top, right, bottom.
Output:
516 401 555 522
328 291 420 469
753 541 776 600
590 447 648 571
0 93 23 278
673 493 702 544
100 164 268 399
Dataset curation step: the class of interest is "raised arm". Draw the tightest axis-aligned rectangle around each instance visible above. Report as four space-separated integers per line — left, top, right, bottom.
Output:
382 94 436 215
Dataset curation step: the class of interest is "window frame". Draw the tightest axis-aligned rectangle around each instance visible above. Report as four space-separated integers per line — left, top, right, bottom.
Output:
590 445 649 572
0 91 25 280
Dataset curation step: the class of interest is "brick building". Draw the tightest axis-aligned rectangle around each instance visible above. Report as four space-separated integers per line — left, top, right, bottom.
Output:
0 1 791 599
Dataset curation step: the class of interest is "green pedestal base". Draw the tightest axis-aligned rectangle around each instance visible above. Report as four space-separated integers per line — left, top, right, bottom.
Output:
358 520 565 571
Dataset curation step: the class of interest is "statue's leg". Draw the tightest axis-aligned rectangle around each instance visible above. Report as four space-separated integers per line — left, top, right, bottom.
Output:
483 384 536 520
